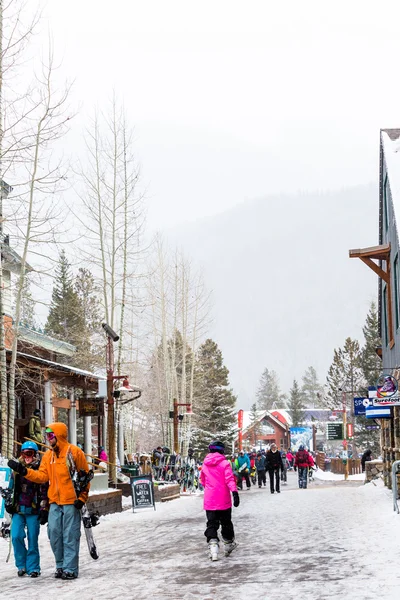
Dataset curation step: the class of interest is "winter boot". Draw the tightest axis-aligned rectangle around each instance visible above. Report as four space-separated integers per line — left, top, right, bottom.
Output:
223 539 238 557
208 539 219 561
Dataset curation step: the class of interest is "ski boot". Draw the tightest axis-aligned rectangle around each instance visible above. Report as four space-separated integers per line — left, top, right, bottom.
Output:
208 539 219 561
223 538 237 557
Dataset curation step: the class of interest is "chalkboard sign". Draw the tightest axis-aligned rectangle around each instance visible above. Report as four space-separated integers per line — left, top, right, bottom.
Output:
131 475 156 512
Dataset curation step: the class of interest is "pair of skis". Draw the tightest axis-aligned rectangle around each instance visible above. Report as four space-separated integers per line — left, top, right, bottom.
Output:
66 451 99 560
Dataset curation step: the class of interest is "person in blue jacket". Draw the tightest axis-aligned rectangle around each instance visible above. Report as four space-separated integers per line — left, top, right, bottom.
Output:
236 450 251 490
7 441 49 577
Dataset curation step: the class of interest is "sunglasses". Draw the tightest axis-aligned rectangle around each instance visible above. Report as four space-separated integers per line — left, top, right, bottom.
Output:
21 450 35 457
46 432 56 441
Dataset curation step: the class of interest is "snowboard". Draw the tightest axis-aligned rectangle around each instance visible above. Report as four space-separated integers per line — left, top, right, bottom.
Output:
66 450 99 560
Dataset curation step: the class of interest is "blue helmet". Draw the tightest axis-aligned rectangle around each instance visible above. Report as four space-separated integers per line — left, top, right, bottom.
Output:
298 445 305 451
21 441 38 452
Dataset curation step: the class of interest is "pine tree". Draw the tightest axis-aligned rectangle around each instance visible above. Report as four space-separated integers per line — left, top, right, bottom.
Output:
361 301 381 387
74 268 103 370
192 339 237 456
45 250 84 349
256 368 284 410
248 402 261 446
326 338 364 410
288 379 305 426
14 276 36 328
301 366 324 408
356 302 382 454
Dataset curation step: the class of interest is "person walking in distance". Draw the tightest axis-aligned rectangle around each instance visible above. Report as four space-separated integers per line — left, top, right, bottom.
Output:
266 443 283 494
280 450 289 484
7 441 49 578
361 448 372 472
294 445 313 489
237 450 251 490
200 441 240 561
8 422 90 580
255 451 267 488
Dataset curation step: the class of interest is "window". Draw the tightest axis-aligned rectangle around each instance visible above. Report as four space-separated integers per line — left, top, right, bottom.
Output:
395 255 400 330
383 286 388 346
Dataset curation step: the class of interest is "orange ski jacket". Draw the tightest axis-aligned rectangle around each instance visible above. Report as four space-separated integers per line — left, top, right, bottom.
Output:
24 422 90 505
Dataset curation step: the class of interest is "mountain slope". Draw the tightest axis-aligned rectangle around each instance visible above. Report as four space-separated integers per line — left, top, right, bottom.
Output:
168 184 378 408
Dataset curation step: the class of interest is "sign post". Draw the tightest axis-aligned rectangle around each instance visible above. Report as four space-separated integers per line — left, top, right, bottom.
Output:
342 391 348 481
131 475 156 513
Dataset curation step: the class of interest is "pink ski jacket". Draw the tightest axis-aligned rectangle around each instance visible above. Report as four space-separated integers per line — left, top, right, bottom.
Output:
200 452 238 510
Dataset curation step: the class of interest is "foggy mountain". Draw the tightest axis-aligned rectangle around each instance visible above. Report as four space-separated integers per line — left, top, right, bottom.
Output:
168 184 378 409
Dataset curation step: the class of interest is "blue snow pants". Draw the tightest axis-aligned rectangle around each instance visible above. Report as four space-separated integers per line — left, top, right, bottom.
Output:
12 512 40 574
298 467 308 488
48 504 81 576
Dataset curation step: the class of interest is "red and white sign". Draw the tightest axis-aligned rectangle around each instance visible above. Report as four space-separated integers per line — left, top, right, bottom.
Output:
347 423 354 438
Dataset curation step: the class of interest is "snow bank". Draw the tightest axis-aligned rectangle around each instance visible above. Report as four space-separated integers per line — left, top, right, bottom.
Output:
314 469 365 482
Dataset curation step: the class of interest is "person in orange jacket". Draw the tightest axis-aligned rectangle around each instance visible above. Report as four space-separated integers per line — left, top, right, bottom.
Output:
8 422 90 580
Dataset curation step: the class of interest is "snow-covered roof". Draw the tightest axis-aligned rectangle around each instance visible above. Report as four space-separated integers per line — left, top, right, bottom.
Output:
14 350 103 381
381 130 400 234
19 326 76 357
240 409 290 434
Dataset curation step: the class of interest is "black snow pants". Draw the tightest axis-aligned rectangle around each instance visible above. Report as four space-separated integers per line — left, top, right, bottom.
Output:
268 468 280 493
257 469 266 487
205 508 235 542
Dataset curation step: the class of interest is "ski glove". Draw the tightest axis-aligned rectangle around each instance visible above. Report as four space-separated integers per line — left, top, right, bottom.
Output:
8 460 27 477
39 510 48 525
74 499 84 510
232 491 240 507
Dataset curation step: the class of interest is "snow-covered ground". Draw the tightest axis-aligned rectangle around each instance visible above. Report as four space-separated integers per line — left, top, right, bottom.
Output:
1 471 399 599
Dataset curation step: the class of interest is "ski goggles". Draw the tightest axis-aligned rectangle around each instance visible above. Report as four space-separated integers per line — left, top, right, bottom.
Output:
45 431 56 441
21 450 35 457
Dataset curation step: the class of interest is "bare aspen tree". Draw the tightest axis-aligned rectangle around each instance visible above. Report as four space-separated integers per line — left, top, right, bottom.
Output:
6 53 72 452
145 236 211 453
76 98 144 477
0 0 44 456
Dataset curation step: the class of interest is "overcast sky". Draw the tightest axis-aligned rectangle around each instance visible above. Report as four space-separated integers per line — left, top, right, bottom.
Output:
35 0 400 230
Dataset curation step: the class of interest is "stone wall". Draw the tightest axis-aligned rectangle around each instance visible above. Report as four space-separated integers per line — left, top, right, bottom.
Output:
87 489 122 516
365 460 384 482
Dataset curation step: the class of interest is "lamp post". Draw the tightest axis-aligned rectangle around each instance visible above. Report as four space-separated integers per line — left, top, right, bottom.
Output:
103 323 119 483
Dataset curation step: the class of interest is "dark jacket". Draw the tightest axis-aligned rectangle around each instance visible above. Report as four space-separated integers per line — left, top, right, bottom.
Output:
294 450 312 469
8 457 48 515
266 450 283 470
361 450 372 470
255 456 266 471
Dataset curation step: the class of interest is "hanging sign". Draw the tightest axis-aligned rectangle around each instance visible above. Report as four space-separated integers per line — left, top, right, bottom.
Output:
354 397 369 415
369 386 400 407
131 475 156 512
79 396 104 418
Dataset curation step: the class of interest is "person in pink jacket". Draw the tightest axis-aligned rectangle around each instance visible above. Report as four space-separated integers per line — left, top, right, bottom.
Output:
200 440 240 561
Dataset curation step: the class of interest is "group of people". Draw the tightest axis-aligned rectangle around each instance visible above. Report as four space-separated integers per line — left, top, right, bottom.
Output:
231 445 315 492
4 415 106 580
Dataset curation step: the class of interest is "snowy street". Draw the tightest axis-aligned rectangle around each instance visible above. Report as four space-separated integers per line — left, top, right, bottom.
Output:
1 471 400 600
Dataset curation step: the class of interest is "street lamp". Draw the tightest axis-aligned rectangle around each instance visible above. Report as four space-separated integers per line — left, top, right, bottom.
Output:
103 322 119 483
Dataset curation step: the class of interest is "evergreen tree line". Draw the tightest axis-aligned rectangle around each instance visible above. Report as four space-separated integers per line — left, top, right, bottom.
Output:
20 249 103 371
254 301 381 452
